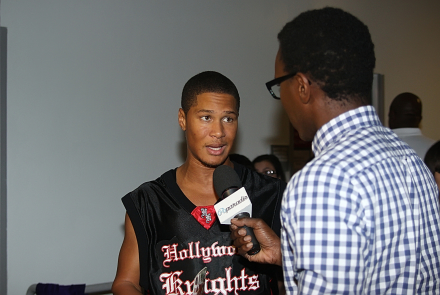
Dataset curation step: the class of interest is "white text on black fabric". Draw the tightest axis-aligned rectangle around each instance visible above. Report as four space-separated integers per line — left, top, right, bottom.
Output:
159 267 260 295
161 241 236 267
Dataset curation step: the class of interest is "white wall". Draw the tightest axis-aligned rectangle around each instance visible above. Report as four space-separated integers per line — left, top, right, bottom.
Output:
1 1 439 294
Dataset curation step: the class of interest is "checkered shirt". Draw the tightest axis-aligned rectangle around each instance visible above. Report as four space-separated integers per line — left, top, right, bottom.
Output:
281 106 440 294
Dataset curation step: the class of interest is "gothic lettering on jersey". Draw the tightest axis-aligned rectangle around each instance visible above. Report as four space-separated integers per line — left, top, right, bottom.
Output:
159 267 260 295
162 241 237 267
159 241 262 294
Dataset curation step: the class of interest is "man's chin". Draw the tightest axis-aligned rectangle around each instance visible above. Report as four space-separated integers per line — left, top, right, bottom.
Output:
201 158 228 169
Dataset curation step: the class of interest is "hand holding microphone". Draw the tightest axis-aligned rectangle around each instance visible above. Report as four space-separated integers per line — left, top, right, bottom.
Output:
213 165 261 255
230 217 282 265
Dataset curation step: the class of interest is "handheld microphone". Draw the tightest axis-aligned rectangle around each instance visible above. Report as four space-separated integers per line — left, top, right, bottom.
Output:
213 165 261 255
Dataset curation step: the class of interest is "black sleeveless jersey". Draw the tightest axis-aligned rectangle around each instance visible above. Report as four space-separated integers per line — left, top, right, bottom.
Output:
122 163 286 295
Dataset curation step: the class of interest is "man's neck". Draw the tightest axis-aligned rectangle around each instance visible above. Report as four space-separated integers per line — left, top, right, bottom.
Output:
176 159 234 206
313 97 365 136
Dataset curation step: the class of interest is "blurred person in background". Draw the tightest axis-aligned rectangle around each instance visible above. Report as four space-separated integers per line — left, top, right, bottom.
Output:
388 92 435 159
229 153 254 170
424 140 440 197
252 154 286 182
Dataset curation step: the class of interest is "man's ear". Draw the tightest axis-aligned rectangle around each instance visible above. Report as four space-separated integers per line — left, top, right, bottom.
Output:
295 73 312 104
178 108 186 131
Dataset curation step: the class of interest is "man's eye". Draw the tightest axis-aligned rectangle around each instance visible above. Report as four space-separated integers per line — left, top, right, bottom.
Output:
222 117 234 123
201 116 210 121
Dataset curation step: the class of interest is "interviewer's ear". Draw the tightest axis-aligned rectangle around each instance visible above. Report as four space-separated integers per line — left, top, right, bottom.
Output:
295 73 312 104
178 108 186 131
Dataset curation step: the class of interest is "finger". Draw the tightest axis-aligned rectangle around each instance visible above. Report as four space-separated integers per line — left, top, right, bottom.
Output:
230 228 240 240
238 227 248 237
236 242 253 256
230 218 246 227
232 233 251 248
230 227 248 242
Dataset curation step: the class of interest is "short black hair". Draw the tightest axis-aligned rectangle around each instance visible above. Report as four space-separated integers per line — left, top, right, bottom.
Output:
252 154 286 182
388 92 422 129
278 7 375 105
181 71 240 114
424 141 440 176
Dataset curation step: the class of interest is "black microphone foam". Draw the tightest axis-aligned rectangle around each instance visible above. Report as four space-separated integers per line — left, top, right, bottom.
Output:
213 164 261 255
213 165 242 199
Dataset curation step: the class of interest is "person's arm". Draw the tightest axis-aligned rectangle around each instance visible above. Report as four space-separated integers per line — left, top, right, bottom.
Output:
112 213 144 295
230 217 282 266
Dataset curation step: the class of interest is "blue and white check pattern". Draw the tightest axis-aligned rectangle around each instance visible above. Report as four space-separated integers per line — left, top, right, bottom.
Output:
281 106 440 294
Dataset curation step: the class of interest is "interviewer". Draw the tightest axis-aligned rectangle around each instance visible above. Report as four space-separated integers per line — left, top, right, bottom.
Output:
231 7 440 294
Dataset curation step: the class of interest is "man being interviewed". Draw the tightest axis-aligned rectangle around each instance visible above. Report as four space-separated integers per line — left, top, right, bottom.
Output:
112 71 286 295
231 7 440 294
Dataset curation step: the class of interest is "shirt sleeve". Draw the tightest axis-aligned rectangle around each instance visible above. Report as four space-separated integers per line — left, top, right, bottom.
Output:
281 164 368 294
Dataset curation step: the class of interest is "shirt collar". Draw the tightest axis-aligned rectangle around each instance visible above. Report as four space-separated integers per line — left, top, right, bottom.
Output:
312 105 382 156
392 128 422 137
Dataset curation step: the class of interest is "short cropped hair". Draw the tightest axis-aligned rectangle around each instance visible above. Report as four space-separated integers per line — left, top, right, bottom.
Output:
424 141 440 176
278 7 376 105
181 71 240 114
388 92 422 129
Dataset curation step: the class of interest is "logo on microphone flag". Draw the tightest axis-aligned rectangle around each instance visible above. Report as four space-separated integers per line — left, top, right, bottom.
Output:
214 187 252 224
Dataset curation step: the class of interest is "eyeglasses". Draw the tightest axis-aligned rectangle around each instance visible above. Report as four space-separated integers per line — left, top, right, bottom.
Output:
263 170 277 176
265 72 311 100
